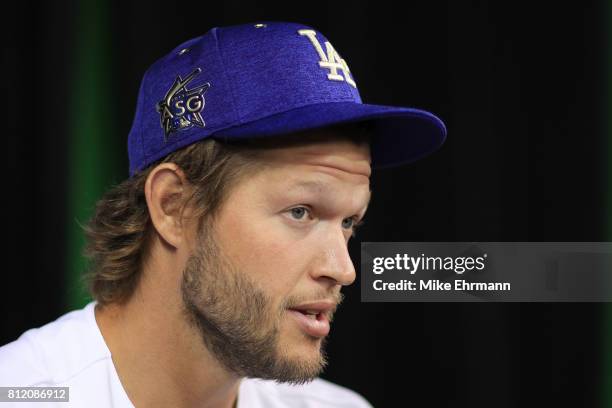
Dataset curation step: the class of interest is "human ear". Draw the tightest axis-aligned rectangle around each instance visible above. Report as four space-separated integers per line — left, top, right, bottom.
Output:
144 163 190 248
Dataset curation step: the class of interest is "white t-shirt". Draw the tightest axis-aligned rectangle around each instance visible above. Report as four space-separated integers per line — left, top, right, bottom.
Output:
0 302 372 407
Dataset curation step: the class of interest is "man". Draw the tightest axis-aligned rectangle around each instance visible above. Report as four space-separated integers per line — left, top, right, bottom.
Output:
0 22 446 407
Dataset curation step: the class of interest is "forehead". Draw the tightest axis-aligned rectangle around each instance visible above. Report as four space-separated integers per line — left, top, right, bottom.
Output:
246 127 372 178
239 135 372 211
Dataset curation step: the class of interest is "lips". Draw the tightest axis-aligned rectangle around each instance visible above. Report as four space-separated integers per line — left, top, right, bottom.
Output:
287 301 336 338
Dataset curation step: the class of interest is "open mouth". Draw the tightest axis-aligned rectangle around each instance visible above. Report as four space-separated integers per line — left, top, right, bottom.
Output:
286 308 330 337
294 309 322 320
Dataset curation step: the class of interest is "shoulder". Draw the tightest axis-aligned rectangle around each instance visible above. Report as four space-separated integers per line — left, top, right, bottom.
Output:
0 302 111 387
240 377 373 408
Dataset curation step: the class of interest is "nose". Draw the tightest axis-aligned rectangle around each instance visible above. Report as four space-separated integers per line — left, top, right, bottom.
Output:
310 230 356 286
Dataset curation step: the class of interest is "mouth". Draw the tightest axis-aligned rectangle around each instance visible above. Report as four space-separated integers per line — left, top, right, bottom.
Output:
286 301 336 338
286 309 330 338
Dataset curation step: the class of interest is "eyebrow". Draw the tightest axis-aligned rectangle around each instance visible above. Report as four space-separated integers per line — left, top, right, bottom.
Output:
288 180 372 213
289 180 327 194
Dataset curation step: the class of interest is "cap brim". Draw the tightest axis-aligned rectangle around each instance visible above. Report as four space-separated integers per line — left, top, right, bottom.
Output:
212 101 447 169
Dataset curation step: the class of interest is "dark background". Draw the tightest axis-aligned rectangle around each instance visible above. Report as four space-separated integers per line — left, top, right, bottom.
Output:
2 1 608 407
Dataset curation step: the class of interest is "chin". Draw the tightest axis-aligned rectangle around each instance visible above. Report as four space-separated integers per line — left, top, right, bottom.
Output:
276 323 328 372
272 352 327 384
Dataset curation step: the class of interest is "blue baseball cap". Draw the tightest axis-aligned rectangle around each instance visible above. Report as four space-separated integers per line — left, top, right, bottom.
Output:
127 21 447 176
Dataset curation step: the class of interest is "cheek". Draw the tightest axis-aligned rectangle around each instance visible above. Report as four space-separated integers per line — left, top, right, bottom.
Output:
216 208 308 294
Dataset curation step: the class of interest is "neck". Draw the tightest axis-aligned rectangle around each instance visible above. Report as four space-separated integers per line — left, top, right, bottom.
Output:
94 266 241 408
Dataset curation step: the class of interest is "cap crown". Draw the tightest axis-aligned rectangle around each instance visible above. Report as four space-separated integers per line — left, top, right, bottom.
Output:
128 22 361 175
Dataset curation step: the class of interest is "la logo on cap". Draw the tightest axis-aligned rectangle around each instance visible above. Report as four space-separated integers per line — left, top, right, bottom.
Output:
298 29 357 88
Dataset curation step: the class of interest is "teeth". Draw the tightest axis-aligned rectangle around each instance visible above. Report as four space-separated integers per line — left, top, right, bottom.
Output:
291 308 321 318
296 309 319 318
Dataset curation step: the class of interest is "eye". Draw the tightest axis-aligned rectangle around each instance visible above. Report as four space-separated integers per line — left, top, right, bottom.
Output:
289 206 310 220
341 217 355 229
344 217 365 237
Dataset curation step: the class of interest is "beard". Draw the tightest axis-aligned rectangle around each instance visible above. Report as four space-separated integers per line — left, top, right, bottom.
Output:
180 222 340 385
